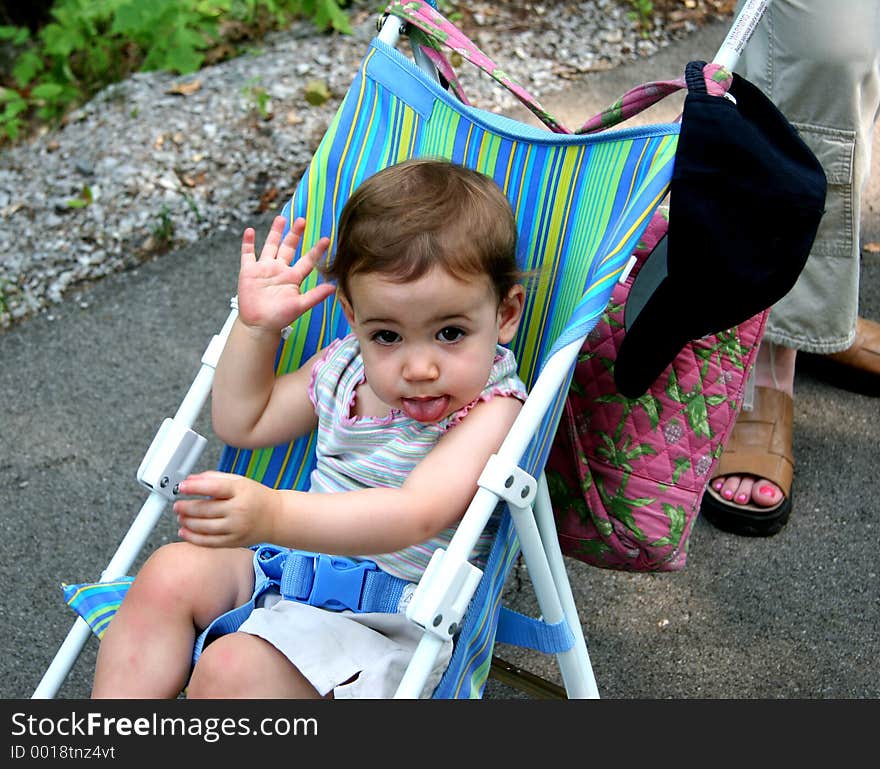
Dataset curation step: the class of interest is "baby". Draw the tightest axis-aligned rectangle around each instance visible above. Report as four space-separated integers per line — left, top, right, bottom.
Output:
91 158 527 699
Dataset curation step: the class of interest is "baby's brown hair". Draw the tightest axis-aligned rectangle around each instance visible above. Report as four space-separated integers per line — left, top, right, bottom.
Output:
325 158 520 302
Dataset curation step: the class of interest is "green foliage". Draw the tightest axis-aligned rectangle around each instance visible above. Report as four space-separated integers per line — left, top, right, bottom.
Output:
303 77 331 105
152 206 175 248
0 278 9 318
242 75 272 119
109 0 218 74
435 1 462 23
298 0 352 33
0 86 28 140
626 0 654 37
0 0 353 145
66 184 92 208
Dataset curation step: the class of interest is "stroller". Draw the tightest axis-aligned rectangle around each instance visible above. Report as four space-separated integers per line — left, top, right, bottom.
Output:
34 0 789 699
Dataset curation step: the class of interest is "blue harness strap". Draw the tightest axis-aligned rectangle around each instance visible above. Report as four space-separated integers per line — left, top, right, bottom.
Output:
193 544 412 662
495 606 575 654
256 544 410 613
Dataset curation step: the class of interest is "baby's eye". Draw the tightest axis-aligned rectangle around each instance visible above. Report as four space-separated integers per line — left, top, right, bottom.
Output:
371 329 400 345
437 326 465 343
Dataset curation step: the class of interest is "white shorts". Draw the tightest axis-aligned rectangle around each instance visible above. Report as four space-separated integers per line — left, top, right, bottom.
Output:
237 592 453 699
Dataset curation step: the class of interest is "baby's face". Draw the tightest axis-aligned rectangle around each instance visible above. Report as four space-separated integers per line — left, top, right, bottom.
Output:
340 266 522 422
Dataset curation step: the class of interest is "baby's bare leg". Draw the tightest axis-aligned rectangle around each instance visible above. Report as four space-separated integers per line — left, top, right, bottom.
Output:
91 542 255 698
187 632 328 699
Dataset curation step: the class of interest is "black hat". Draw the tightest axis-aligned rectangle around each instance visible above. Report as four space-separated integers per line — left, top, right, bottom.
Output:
614 61 827 399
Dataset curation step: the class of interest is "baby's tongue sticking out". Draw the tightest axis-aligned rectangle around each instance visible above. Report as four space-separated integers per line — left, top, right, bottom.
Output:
401 395 450 422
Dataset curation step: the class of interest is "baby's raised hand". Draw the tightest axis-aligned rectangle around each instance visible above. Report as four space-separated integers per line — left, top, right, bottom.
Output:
237 215 335 333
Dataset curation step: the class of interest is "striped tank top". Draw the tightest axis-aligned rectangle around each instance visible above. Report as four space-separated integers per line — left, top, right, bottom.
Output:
307 333 528 582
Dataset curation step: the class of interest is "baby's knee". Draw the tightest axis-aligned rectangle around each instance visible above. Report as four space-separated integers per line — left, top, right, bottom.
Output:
187 633 261 698
138 541 202 586
135 542 238 602
128 543 254 624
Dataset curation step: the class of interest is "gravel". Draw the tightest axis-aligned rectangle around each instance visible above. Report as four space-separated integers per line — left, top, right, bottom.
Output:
0 0 722 329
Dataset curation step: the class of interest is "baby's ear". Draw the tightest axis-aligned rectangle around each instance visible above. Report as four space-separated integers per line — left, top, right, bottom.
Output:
338 293 356 325
497 284 525 344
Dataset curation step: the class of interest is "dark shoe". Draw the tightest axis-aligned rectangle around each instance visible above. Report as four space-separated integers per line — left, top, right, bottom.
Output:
700 386 794 536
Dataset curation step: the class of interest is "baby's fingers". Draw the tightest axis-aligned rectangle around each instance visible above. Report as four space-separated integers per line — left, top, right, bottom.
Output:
276 217 308 265
177 523 235 549
175 497 235 546
257 216 289 261
177 509 226 532
173 495 222 520
299 282 336 314
240 227 257 268
287 236 331 287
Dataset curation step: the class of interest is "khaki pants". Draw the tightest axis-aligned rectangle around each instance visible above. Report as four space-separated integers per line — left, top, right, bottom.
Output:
736 0 880 353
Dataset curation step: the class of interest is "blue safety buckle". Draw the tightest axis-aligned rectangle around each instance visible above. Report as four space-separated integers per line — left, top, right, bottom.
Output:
306 554 378 612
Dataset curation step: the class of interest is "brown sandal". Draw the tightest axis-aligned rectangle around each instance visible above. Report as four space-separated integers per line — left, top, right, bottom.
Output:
800 317 880 396
700 385 794 536
825 317 880 376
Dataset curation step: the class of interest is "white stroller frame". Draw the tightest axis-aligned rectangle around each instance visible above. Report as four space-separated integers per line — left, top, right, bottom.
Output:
33 0 772 700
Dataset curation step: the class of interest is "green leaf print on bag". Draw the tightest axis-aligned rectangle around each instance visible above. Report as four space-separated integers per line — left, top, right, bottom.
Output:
546 208 769 571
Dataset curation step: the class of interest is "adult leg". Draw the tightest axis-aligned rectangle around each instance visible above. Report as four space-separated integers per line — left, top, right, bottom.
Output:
707 0 880 529
746 0 879 355
91 542 255 698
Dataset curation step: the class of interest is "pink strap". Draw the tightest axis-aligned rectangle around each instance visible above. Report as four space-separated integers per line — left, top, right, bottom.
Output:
385 1 570 132
578 64 732 133
383 1 732 134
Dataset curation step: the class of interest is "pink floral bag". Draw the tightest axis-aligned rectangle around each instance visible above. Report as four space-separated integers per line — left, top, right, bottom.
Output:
545 211 767 571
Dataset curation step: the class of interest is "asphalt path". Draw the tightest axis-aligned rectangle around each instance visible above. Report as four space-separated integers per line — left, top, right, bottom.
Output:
1 19 877 700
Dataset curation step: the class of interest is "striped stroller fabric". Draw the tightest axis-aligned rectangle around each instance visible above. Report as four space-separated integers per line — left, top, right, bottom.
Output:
432 511 521 697
217 37 678 491
214 36 678 698
62 579 134 640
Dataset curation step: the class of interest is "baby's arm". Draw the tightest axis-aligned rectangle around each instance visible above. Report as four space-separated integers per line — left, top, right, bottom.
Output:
212 216 334 448
175 394 523 553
